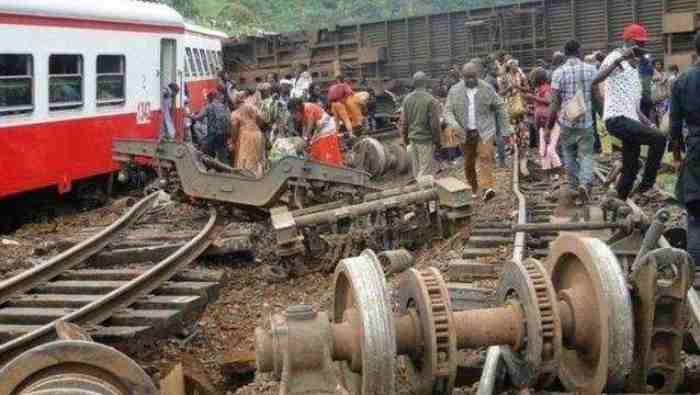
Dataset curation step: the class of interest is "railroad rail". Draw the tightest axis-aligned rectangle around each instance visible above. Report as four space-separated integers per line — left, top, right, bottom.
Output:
254 145 697 395
0 194 224 370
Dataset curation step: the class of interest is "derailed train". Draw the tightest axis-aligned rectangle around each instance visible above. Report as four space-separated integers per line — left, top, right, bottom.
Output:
0 0 225 201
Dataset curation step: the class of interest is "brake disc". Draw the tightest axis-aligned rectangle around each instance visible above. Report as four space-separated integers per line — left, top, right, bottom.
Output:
546 234 634 393
398 267 457 395
0 340 158 395
496 258 562 388
333 250 396 394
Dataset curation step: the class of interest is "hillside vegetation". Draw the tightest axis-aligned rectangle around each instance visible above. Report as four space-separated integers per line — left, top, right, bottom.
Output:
158 0 522 35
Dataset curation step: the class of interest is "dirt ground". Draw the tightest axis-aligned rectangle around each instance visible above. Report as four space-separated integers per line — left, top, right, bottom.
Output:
0 151 693 394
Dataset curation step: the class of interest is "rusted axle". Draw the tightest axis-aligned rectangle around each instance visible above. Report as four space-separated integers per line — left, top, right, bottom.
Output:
294 189 438 227
257 295 593 375
511 221 623 233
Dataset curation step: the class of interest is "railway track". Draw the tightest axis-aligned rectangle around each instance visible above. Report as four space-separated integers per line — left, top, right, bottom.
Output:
0 193 224 368
447 146 700 395
448 146 611 313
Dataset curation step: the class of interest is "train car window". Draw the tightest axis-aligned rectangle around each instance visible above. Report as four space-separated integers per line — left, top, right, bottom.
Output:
49 54 83 110
199 49 210 76
207 50 217 72
217 51 223 69
96 55 125 107
0 54 33 115
192 49 204 76
186 48 197 77
184 54 190 77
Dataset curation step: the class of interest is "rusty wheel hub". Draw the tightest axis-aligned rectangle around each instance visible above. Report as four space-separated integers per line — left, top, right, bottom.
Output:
398 268 458 394
546 234 634 393
496 258 562 387
0 340 157 395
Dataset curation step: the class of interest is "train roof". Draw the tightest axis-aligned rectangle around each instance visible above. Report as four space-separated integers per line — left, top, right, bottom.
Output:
0 0 184 29
185 22 228 39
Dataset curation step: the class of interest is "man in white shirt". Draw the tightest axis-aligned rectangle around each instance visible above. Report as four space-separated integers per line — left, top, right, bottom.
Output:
444 62 512 202
593 24 667 200
291 63 312 99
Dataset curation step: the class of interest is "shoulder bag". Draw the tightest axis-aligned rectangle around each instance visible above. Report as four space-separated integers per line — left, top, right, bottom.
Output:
563 64 587 124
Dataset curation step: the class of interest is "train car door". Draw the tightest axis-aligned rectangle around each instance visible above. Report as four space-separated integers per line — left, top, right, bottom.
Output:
160 39 182 139
160 39 177 88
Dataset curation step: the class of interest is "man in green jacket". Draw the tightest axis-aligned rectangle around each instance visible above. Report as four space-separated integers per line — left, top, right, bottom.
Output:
400 71 442 180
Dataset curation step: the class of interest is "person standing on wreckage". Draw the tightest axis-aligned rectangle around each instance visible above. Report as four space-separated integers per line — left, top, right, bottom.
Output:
444 62 512 202
671 31 700 269
399 71 443 181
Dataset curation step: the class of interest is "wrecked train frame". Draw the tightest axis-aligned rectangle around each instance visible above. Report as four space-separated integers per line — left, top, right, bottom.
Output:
113 138 374 208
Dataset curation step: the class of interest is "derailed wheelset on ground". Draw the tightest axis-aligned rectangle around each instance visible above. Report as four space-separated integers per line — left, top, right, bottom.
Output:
255 234 694 395
270 176 471 267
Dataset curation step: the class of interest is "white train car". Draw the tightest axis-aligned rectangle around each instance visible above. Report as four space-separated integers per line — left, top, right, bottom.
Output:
183 22 226 113
0 0 226 201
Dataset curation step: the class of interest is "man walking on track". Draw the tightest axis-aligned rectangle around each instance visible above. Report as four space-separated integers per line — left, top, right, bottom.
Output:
400 71 442 181
547 40 598 207
444 62 511 202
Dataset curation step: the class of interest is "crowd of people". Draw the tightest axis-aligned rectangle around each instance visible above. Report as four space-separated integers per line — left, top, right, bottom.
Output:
165 63 376 179
401 23 700 268
159 23 700 268
402 24 680 207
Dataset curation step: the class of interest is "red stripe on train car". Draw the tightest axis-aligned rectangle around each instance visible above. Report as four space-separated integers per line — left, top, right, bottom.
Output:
186 79 219 114
0 13 184 34
0 112 161 199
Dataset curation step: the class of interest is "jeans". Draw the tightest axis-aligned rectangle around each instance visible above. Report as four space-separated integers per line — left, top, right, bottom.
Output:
495 124 506 166
203 132 230 164
559 125 595 190
605 116 668 200
687 202 700 269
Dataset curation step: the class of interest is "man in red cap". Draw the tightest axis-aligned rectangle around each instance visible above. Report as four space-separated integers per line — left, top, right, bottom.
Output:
593 23 667 201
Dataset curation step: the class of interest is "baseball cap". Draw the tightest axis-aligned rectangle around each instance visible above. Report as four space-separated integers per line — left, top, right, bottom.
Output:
623 24 649 42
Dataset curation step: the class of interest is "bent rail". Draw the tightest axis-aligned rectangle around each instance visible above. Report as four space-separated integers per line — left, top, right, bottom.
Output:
0 209 223 368
0 192 159 306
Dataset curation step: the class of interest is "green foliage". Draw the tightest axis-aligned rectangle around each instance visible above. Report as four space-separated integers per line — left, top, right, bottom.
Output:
157 0 526 35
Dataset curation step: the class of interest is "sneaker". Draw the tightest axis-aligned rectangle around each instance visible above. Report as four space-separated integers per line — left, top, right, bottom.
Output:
482 188 496 202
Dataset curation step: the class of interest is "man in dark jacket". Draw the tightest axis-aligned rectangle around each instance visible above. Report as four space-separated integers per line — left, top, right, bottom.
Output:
191 90 231 163
671 32 700 268
400 71 442 180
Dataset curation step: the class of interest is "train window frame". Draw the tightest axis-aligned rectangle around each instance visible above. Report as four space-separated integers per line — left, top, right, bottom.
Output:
0 53 34 116
192 48 204 77
199 49 210 76
49 54 83 111
96 55 126 107
207 50 217 72
185 47 197 77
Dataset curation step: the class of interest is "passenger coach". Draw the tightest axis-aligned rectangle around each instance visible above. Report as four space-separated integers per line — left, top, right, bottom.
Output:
0 0 226 200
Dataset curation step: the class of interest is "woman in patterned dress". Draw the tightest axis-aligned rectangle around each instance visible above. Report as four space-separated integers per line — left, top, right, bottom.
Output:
230 92 265 177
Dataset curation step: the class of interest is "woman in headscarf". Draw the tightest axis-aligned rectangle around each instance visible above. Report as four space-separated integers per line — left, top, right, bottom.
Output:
288 98 344 166
500 58 529 144
526 68 561 176
230 91 265 177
